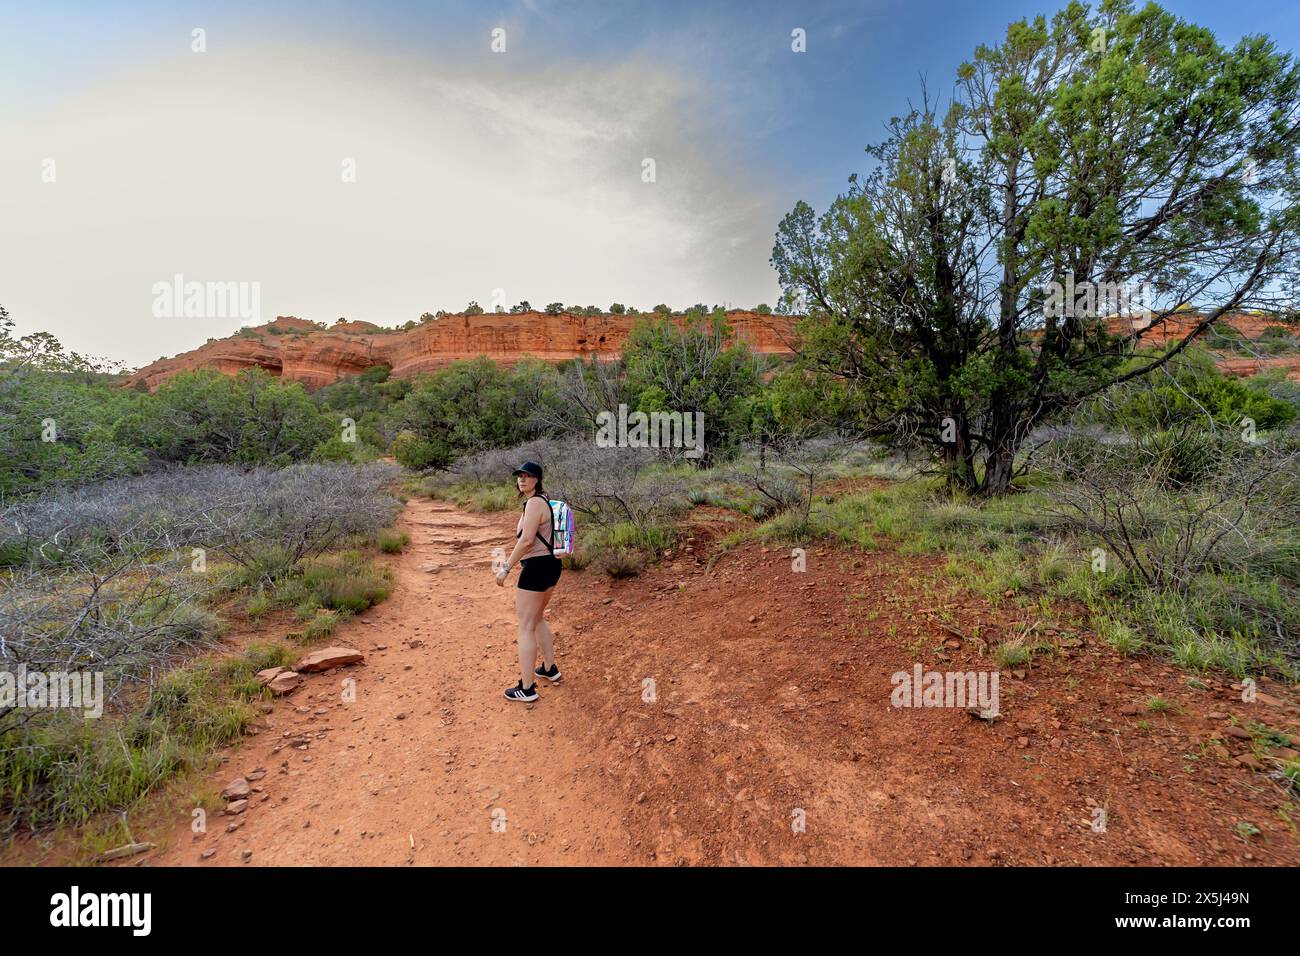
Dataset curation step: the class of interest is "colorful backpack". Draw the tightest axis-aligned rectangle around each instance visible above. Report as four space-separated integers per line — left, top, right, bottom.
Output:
547 499 575 556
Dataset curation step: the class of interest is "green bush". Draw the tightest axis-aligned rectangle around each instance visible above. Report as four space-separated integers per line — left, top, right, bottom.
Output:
386 357 564 466
392 429 449 470
310 434 379 464
0 370 148 498
1087 346 1297 434
377 530 410 553
300 551 392 613
111 368 336 469
246 589 272 620
622 310 762 466
560 546 591 571
303 609 342 640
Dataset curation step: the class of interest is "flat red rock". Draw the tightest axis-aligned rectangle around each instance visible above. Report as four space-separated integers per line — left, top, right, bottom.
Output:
268 671 302 695
295 647 364 672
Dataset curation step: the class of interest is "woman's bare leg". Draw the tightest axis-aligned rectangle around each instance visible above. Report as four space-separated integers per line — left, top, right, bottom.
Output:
535 587 557 668
515 588 546 687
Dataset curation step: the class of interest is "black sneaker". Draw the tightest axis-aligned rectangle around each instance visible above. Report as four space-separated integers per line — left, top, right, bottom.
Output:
534 663 563 683
504 680 538 702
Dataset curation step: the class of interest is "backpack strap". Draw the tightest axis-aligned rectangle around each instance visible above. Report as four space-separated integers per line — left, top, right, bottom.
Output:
523 493 555 554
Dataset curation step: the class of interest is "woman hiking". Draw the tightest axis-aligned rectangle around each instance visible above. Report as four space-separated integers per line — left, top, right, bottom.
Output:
495 461 563 702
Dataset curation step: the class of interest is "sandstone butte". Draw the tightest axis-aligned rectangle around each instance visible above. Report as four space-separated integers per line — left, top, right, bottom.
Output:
120 311 798 392
120 309 1298 392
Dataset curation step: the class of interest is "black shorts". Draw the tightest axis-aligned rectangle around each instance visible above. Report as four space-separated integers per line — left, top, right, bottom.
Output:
517 555 562 592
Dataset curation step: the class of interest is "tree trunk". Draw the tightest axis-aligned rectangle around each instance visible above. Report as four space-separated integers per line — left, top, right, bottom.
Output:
982 444 1016 496
942 417 980 495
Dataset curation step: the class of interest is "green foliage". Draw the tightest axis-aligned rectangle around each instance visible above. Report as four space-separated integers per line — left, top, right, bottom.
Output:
303 608 342 640
765 365 862 438
0 304 146 498
392 430 449 470
1086 347 1297 433
772 0 1300 495
578 518 675 577
300 550 392 613
377 530 410 553
994 641 1032 668
0 372 147 498
313 366 408 458
594 547 644 578
423 479 515 511
360 364 391 385
246 589 272 620
111 368 335 469
1208 321 1300 355
590 520 674 557
310 434 378 464
621 310 761 464
388 357 564 468
0 641 294 831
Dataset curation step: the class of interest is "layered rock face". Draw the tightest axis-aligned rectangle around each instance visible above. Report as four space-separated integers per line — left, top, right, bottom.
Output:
1107 311 1287 345
122 309 1297 392
121 311 799 392
1217 354 1300 379
1106 312 1300 381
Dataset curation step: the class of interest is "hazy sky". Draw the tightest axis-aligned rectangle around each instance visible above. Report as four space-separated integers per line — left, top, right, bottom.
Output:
2 0 1297 371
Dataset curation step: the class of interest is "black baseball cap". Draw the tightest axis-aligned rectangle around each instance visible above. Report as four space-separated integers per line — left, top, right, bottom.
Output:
511 461 543 479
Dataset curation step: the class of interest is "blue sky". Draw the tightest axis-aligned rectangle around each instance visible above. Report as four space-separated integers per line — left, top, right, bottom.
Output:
2 1 1298 367
8 0 1297 205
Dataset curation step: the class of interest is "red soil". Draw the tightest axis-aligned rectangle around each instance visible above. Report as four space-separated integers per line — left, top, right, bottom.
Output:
68 494 1299 868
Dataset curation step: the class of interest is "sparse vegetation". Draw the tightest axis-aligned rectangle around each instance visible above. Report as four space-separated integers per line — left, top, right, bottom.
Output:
0 641 294 832
0 459 401 835
377 530 410 553
301 550 392 613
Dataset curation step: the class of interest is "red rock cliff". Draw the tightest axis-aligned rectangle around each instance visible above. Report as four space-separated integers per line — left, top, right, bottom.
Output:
121 311 799 391
1105 311 1300 381
123 309 1297 392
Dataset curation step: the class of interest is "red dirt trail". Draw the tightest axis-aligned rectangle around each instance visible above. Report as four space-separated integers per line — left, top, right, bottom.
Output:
122 496 1300 866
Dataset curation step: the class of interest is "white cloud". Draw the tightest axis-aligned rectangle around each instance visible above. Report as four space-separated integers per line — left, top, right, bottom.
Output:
0 43 783 369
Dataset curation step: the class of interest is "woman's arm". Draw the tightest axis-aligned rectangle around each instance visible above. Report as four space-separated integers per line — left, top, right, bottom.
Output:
497 498 548 578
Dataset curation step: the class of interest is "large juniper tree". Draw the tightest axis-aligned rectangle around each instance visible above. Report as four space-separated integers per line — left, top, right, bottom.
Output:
773 0 1300 494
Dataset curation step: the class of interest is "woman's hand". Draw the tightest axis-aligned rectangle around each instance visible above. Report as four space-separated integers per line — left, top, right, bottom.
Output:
495 567 509 587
